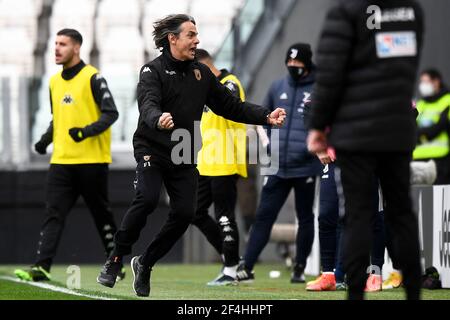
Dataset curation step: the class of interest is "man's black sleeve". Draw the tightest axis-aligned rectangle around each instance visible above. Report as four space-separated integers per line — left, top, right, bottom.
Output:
136 64 163 130
38 121 53 146
206 70 270 125
38 88 54 145
417 107 450 142
261 82 277 131
223 80 241 100
83 73 119 137
308 4 355 130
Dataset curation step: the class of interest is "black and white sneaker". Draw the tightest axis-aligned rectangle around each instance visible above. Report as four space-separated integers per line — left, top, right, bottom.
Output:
236 263 255 283
207 273 237 286
131 256 151 297
97 257 122 288
291 264 306 283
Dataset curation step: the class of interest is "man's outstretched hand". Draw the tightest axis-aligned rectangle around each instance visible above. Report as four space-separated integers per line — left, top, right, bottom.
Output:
267 108 287 127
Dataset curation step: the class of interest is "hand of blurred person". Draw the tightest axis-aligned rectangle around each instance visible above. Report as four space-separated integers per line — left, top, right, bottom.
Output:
327 147 336 162
317 151 332 164
307 129 328 154
317 147 336 164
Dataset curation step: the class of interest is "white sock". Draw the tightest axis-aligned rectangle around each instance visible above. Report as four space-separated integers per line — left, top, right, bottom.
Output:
323 272 334 275
223 265 238 278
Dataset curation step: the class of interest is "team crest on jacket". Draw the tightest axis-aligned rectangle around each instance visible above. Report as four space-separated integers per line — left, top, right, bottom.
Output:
194 69 202 81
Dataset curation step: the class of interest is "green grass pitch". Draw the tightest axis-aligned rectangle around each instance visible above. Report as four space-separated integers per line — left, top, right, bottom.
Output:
1 264 449 300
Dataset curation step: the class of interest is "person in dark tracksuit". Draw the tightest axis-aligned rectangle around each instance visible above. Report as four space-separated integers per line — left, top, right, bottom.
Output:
307 160 346 290
307 156 386 292
96 14 286 297
308 0 424 300
14 29 120 282
237 43 322 284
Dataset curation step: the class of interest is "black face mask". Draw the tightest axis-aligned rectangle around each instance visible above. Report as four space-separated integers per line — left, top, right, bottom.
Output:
287 66 305 81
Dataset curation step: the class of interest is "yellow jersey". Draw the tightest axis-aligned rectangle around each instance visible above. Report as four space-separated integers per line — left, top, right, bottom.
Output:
197 72 248 177
49 65 112 164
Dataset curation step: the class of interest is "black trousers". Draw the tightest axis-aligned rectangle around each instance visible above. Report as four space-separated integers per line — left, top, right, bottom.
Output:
192 175 240 267
335 150 421 300
237 164 258 233
113 156 198 269
36 164 117 270
244 175 316 270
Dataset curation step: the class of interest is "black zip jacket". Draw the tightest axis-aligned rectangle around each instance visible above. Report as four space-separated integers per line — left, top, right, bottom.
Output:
309 0 424 152
133 49 271 164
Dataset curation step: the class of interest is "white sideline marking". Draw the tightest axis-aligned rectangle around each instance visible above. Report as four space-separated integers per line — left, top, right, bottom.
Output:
0 276 118 300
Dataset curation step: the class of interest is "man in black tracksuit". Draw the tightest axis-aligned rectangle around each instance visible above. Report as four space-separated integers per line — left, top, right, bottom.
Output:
307 0 424 300
97 14 286 297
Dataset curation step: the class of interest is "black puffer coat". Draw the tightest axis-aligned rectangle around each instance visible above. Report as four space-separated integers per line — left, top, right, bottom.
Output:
309 0 424 152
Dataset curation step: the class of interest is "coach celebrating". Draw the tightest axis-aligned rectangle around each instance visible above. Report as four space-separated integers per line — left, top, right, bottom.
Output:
97 14 286 297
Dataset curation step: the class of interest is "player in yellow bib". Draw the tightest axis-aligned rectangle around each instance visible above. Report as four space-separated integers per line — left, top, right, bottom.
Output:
190 49 248 285
14 29 121 282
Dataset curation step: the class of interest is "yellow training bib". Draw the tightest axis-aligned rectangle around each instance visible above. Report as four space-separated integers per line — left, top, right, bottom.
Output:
197 73 248 177
50 65 112 164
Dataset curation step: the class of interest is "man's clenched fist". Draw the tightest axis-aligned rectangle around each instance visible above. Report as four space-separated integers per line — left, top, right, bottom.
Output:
267 108 287 127
157 113 175 130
